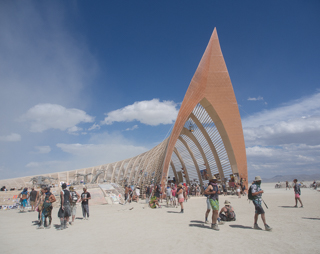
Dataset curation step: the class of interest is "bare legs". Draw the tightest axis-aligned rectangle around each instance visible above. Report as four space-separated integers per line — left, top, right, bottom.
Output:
205 209 210 222
254 213 267 225
295 197 303 207
212 210 218 225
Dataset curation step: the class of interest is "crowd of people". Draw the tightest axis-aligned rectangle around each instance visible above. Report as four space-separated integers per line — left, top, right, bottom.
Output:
14 184 91 230
11 176 309 232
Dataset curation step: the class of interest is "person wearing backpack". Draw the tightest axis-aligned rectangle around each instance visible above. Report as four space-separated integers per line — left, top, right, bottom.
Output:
249 176 272 231
69 186 80 225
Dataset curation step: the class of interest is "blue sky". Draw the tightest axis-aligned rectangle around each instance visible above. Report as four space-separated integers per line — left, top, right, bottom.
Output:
0 1 319 180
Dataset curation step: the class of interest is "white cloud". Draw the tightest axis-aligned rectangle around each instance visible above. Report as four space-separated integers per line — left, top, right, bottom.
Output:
101 99 179 126
0 133 21 142
34 146 51 154
243 92 320 178
21 104 94 133
244 116 320 146
246 144 320 177
88 123 100 131
248 96 264 101
125 125 138 131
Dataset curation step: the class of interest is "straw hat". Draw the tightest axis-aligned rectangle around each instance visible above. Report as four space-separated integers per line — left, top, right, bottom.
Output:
178 184 183 188
224 200 231 205
255 176 262 181
209 176 217 182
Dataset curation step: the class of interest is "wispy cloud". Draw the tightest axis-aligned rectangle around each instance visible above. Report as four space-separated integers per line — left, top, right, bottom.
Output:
0 133 21 142
34 146 51 154
101 99 179 126
247 96 264 101
88 123 100 131
125 125 138 131
243 92 320 128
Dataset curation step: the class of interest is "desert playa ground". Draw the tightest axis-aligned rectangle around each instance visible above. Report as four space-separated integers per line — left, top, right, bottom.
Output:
0 183 319 254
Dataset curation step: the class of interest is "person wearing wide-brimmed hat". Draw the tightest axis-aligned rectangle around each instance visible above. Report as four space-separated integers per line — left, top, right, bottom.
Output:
250 176 272 231
204 177 221 230
219 200 236 221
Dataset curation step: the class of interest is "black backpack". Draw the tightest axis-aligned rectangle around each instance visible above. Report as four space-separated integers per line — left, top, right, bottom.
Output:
248 185 254 200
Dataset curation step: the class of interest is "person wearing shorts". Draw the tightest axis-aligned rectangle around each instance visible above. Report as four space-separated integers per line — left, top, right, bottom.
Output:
177 184 184 213
251 176 272 231
204 177 221 230
171 186 177 208
293 179 303 208
69 186 80 225
58 183 72 230
19 188 29 211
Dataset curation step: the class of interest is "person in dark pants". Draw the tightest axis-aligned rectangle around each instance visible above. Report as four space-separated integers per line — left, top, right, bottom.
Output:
29 187 38 211
58 183 71 230
81 187 91 220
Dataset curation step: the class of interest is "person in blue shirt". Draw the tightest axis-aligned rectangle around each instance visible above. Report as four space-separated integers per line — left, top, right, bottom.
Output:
251 176 272 231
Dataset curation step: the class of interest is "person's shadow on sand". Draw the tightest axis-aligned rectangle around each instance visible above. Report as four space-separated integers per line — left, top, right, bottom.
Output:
302 217 320 220
53 224 61 229
278 206 298 208
229 225 253 229
32 220 39 226
189 223 210 229
190 220 204 223
167 211 181 214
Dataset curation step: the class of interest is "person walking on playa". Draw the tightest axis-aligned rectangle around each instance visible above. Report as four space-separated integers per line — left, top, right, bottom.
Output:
236 183 241 198
19 187 29 211
204 177 221 230
286 181 290 190
69 186 80 225
29 187 38 212
41 187 56 229
171 186 177 208
293 179 303 208
166 184 172 207
177 184 184 213
134 186 140 202
36 187 46 229
58 183 72 230
81 186 91 220
222 182 227 196
250 176 272 231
